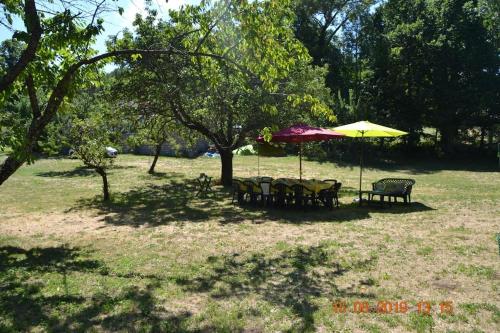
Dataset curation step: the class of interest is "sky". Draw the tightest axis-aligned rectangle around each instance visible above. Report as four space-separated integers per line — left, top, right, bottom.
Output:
0 0 200 53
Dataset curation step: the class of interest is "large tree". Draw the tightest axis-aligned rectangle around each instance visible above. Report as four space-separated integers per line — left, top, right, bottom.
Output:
358 0 499 152
113 0 335 186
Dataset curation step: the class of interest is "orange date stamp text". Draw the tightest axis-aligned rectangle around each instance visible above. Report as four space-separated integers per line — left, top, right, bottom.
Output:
333 300 453 315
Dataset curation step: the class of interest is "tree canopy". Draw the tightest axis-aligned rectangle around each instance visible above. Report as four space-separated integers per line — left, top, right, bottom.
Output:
109 0 335 185
293 0 499 153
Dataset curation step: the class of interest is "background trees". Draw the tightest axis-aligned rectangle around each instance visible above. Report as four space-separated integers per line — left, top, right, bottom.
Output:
293 0 499 154
0 0 498 190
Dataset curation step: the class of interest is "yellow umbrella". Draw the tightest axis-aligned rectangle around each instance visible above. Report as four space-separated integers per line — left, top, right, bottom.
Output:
333 121 407 203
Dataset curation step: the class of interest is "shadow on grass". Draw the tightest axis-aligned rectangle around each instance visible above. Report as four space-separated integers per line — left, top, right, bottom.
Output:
36 165 136 178
0 245 198 332
329 158 499 174
358 202 436 214
70 177 434 227
69 178 229 226
0 243 378 331
138 171 186 180
70 180 375 226
175 243 377 332
36 166 97 178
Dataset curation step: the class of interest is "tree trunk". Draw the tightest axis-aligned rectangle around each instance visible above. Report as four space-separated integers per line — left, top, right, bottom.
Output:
480 127 486 149
378 138 385 150
440 126 457 155
148 143 162 174
487 129 493 147
406 128 419 149
219 148 233 187
96 168 110 201
0 156 24 186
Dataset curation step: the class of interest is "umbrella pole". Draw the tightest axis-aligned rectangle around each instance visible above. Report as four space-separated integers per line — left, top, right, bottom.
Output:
257 143 260 177
359 132 364 205
299 142 302 181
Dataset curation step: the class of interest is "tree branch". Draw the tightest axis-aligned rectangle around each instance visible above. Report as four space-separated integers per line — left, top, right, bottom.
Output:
0 0 42 94
25 74 40 119
168 95 220 146
327 14 351 44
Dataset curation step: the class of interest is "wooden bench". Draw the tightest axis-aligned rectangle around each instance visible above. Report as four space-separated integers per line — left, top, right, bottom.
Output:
365 178 415 204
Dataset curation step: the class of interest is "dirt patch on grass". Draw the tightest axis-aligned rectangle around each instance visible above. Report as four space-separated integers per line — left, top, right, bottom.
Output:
0 212 125 238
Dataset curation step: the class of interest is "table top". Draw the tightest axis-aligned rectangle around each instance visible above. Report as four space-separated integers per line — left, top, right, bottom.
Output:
234 177 332 193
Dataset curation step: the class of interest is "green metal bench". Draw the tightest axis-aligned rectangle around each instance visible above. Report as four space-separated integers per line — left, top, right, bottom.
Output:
366 178 415 204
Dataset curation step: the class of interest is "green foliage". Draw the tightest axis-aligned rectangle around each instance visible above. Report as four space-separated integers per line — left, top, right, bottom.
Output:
109 62 198 157
293 0 376 93
0 94 31 152
112 0 335 139
65 98 118 201
293 0 499 153
108 0 336 184
0 0 116 159
67 108 115 172
333 89 360 123
260 127 274 143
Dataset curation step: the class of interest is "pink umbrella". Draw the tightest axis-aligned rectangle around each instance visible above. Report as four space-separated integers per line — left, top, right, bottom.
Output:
256 124 344 180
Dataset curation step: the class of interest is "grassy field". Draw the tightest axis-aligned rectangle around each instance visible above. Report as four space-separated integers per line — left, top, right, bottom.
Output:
0 153 499 332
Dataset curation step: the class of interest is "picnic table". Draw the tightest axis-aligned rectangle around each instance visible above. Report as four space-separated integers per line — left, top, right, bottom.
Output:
233 176 341 209
234 177 332 194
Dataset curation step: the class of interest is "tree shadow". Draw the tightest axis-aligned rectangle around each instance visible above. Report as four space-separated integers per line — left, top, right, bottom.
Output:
175 243 377 332
2 243 369 332
69 179 228 227
70 179 376 227
0 245 94 331
333 158 499 175
0 245 199 332
36 165 137 178
69 176 435 227
54 282 197 332
36 166 97 178
138 171 186 180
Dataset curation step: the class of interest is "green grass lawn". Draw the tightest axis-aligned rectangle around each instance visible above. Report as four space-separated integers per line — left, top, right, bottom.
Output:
0 154 499 332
